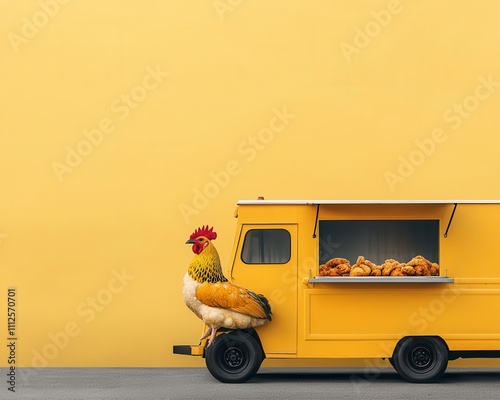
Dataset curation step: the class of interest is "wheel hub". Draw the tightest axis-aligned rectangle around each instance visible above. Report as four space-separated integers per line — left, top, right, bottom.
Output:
224 347 244 368
410 346 432 369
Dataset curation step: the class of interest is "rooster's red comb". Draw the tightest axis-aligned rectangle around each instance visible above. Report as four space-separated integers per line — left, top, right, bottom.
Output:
190 225 217 241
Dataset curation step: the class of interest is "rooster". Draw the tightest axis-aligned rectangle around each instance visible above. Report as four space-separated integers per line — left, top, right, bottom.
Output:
183 225 272 347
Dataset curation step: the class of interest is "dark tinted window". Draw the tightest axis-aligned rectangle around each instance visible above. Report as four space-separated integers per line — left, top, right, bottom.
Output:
319 220 439 265
241 229 291 264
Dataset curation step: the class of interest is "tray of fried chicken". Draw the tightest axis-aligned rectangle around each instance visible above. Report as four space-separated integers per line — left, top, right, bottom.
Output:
319 255 440 277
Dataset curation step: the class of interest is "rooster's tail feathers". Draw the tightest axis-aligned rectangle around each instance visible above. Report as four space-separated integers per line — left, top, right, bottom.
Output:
248 290 272 321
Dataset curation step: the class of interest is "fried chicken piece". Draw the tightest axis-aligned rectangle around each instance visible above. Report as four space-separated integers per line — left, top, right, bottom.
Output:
364 258 378 271
414 265 431 276
401 264 416 276
430 263 440 276
325 257 350 268
390 266 405 276
350 256 374 276
407 255 433 276
329 263 351 276
369 262 383 276
381 259 400 276
319 257 351 276
319 264 330 276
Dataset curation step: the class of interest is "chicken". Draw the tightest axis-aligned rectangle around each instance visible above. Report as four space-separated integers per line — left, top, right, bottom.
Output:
317 255 441 278
350 256 376 276
320 257 351 276
183 225 272 347
407 255 434 276
381 259 400 276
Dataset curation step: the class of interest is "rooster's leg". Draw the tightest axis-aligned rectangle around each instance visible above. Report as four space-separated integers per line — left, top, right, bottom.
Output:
199 326 212 342
206 325 218 347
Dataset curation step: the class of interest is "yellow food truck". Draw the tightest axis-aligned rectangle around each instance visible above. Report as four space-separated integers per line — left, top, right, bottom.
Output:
174 199 500 383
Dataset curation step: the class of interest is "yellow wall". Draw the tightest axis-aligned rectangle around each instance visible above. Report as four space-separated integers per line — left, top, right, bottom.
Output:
1 0 500 367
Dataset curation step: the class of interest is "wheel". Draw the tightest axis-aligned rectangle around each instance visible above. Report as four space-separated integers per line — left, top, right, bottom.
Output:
388 357 396 370
205 330 263 383
392 336 448 383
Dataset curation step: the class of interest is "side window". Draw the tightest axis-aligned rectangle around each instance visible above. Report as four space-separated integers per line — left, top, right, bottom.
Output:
241 229 291 264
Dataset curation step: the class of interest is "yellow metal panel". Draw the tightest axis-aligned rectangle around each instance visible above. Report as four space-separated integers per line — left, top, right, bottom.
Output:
230 223 298 355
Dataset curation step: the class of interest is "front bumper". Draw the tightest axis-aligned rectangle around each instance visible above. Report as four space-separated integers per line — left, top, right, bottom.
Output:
173 344 205 357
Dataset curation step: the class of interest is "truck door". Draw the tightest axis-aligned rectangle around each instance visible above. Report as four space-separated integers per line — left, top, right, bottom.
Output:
230 224 298 355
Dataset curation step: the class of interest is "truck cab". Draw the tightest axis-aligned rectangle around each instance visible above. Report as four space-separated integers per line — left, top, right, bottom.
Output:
174 199 500 383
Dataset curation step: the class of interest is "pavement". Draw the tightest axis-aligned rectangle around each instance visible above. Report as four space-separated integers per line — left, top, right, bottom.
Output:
4 367 500 400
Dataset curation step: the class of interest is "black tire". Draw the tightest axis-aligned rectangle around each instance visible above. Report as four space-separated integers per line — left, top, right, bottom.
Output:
388 357 396 370
205 330 263 383
392 336 448 383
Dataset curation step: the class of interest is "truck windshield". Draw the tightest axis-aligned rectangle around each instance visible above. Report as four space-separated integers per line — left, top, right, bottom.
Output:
319 220 439 265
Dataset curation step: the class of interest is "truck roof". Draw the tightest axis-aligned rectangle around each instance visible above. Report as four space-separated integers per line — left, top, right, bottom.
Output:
237 199 500 205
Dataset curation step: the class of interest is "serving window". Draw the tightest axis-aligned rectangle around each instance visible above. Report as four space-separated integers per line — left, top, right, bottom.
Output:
319 220 439 265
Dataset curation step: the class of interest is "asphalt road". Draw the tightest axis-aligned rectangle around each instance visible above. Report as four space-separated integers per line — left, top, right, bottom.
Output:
4 367 500 400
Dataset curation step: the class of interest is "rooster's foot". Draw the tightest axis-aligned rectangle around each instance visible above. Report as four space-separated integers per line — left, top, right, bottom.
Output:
205 326 219 347
199 327 212 343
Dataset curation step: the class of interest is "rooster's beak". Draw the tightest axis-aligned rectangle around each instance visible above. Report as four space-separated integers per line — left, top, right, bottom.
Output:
186 239 195 244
